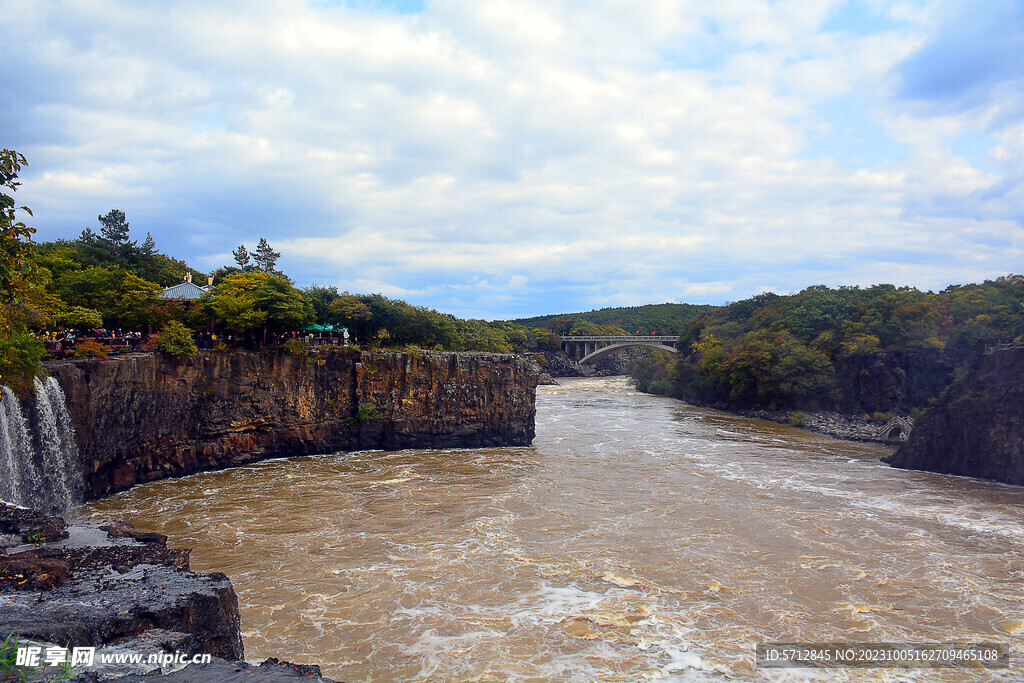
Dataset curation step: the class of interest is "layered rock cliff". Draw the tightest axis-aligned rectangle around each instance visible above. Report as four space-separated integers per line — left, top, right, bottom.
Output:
889 348 1024 485
43 349 538 500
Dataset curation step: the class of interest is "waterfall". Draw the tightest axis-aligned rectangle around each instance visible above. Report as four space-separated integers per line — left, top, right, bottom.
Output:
0 385 40 505
0 378 82 514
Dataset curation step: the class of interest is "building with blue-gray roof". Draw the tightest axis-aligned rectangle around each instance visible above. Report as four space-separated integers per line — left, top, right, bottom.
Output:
159 272 214 300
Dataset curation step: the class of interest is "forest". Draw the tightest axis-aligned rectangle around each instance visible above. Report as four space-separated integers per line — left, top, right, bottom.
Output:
513 302 710 336
627 279 1024 414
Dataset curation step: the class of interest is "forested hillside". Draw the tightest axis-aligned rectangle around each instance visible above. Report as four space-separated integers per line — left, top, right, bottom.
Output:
513 302 710 335
629 280 1024 415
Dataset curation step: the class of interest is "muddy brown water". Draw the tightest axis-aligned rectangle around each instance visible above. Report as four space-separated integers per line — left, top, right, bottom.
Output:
85 377 1024 681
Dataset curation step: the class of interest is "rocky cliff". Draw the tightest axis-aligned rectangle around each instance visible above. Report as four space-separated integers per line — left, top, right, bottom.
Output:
0 504 336 681
889 348 1024 485
834 348 966 413
44 349 538 500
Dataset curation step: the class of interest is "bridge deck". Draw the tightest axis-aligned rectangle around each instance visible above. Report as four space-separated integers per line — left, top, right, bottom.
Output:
560 336 679 342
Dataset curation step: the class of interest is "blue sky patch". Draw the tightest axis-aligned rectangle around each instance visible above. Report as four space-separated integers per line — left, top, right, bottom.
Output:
798 95 907 168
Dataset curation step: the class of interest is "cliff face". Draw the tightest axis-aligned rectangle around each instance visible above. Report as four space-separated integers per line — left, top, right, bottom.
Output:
890 348 1024 485
834 348 965 413
45 350 537 500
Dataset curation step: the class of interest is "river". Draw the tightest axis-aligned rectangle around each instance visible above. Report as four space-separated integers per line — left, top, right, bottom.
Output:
84 376 1024 681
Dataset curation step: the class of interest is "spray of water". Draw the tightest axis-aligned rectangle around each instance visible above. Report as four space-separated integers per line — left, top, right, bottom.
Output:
0 378 82 514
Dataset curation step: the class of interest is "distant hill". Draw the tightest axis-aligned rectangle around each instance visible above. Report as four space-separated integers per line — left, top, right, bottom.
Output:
511 302 712 335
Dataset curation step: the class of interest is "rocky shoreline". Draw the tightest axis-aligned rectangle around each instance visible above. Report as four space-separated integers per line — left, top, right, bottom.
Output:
0 503 337 682
735 407 898 444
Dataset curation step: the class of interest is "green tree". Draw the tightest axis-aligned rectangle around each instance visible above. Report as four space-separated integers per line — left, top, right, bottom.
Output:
0 150 36 304
329 293 374 340
454 319 510 353
98 209 130 244
304 284 340 325
208 271 310 344
233 244 252 271
627 352 670 393
98 209 137 261
140 232 156 257
153 320 198 358
55 306 104 331
253 238 281 274
112 272 165 330
0 150 45 391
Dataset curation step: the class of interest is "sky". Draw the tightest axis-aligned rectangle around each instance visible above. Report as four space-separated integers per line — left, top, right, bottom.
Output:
3 0 1022 320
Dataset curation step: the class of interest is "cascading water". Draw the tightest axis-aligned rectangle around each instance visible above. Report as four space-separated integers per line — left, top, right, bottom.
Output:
0 377 82 514
0 385 41 505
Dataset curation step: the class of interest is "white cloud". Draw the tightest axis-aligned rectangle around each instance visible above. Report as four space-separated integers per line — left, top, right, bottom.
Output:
4 0 1021 319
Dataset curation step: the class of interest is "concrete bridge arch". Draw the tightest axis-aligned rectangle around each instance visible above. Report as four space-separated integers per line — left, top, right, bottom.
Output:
560 336 679 367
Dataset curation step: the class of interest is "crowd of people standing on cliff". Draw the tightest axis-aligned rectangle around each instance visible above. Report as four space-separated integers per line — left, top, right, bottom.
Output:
35 327 351 358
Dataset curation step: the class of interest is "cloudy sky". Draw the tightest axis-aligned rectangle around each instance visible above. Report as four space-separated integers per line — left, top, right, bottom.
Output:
4 0 1022 319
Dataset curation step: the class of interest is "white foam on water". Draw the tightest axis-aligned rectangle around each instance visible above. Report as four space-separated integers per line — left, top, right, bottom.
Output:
0 385 37 504
0 379 81 513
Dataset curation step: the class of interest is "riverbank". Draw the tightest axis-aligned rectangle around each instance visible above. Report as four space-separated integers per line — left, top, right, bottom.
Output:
0 503 337 681
734 407 896 444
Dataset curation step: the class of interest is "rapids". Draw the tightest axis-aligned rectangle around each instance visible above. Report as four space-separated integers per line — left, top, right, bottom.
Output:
85 377 1024 681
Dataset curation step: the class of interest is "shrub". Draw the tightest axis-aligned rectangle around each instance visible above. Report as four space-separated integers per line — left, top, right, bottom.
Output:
0 328 46 394
789 411 808 427
533 352 548 368
872 411 894 423
281 338 310 355
357 404 376 422
153 321 197 358
647 379 673 396
71 339 108 359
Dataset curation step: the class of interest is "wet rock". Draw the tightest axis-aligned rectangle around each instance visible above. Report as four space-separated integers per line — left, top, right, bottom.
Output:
0 504 69 543
98 656 338 682
0 548 69 590
100 521 168 546
0 510 243 662
725 408 891 443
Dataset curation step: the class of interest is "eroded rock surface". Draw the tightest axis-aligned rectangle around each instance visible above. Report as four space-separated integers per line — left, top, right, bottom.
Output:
890 348 1024 485
0 506 242 660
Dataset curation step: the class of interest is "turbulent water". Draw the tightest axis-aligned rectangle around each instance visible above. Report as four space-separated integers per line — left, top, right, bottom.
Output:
85 377 1024 681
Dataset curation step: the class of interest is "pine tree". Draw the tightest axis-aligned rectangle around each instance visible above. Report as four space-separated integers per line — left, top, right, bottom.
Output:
233 244 251 271
253 238 281 274
98 209 130 244
140 232 157 257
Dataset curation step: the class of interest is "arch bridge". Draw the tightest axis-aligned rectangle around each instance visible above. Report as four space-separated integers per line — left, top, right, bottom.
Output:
560 335 679 366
